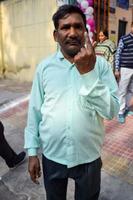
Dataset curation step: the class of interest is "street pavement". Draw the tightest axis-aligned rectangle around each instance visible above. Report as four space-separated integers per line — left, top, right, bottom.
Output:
0 78 133 200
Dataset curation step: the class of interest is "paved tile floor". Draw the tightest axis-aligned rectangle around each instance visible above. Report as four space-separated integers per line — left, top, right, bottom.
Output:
102 116 133 184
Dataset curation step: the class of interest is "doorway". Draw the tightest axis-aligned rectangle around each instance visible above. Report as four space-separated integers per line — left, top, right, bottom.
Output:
118 20 127 43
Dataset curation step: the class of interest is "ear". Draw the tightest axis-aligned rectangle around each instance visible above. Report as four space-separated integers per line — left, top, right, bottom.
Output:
53 30 58 42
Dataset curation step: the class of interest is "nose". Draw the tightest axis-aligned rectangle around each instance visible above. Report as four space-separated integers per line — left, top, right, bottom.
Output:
69 27 77 37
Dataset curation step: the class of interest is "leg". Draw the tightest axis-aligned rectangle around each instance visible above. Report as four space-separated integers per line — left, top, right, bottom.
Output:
0 121 26 168
127 75 133 109
118 68 133 123
118 68 133 115
0 121 17 167
42 155 68 200
71 158 102 200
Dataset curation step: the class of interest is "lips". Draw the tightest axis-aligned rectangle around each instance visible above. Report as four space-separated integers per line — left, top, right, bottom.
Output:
66 40 80 46
70 42 78 45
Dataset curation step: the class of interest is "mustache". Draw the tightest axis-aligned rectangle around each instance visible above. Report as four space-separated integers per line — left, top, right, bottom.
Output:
65 38 81 45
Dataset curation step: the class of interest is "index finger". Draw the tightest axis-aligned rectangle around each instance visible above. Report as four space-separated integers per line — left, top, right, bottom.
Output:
84 31 93 50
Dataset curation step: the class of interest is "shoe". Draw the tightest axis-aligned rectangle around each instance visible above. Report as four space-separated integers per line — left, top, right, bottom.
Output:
124 108 133 116
9 151 26 169
124 109 129 117
127 111 133 116
118 114 125 124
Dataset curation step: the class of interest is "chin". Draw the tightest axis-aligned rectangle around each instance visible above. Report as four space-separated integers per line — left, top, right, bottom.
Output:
67 48 80 57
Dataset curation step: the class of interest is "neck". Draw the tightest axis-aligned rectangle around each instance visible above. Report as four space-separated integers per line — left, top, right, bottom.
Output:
61 49 74 63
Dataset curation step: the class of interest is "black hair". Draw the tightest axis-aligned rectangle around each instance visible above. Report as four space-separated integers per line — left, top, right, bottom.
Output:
52 4 86 30
100 28 109 38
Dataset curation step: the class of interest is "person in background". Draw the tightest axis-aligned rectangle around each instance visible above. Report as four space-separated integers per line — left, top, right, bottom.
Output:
115 22 133 123
0 121 26 169
94 29 116 71
24 5 119 200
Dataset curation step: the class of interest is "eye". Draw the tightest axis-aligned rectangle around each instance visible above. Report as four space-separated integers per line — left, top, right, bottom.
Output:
61 25 70 30
74 24 83 30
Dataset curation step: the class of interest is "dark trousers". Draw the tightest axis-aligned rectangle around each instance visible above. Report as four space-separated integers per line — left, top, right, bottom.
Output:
0 121 17 167
42 155 102 200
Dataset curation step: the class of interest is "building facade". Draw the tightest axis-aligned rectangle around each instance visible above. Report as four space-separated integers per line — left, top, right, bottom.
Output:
0 0 132 81
109 0 133 43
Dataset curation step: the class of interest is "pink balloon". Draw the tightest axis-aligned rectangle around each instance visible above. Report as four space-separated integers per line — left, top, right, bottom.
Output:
87 0 93 6
87 18 95 28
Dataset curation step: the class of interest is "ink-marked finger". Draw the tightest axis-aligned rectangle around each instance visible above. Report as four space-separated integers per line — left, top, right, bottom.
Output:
84 32 95 53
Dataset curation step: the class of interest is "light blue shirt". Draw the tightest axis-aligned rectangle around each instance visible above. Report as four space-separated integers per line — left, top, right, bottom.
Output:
24 50 119 168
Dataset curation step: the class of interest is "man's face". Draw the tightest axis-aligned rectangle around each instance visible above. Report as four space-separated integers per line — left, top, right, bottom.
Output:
54 13 86 59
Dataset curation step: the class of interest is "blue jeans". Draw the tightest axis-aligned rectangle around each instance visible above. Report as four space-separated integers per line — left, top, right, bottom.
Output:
42 155 102 200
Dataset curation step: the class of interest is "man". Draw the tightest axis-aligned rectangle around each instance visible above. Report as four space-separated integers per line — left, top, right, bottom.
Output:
24 5 119 200
0 121 26 169
115 22 133 123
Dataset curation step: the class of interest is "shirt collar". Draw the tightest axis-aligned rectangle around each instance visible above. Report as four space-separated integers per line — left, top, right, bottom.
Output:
56 48 75 67
56 48 65 60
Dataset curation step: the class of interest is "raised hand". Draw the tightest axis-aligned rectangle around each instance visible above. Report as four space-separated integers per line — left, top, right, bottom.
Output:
74 32 96 74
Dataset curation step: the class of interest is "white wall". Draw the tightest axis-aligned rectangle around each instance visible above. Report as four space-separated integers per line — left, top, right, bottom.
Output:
0 0 57 81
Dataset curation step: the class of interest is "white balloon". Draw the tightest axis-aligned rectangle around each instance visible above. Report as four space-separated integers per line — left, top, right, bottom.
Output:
85 6 94 15
89 31 93 38
81 1 88 9
86 24 91 31
88 15 94 19
77 0 83 3
86 14 94 20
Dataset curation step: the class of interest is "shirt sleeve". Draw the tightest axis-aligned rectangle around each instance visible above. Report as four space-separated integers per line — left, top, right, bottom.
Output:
115 38 124 70
108 44 116 70
79 57 120 120
24 64 44 156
